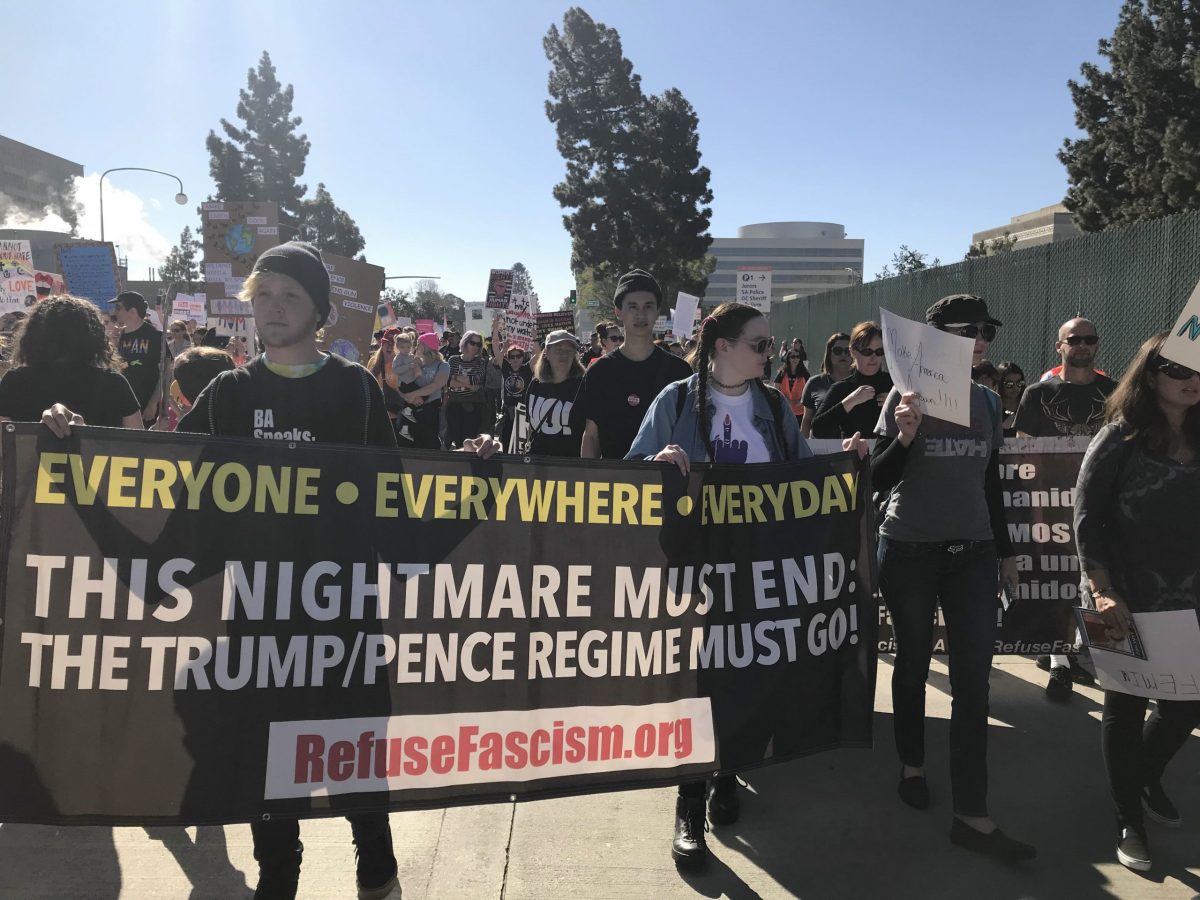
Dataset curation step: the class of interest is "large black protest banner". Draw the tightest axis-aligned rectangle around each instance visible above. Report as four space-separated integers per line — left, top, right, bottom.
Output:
0 425 875 825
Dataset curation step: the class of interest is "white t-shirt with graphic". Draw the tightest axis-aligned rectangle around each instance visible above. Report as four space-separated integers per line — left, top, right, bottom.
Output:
707 388 770 464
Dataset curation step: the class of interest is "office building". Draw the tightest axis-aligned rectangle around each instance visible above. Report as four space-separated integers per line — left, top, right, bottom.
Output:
705 222 864 308
971 203 1081 251
0 135 83 219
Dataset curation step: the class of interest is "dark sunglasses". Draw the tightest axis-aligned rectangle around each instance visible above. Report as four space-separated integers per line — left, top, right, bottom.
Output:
853 346 886 357
949 323 998 342
1061 334 1099 347
830 346 851 357
606 334 624 343
465 339 482 347
731 336 776 355
1150 358 1199 380
1002 379 1026 390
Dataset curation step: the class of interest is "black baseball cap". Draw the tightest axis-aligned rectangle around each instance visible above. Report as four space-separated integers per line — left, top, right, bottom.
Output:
926 294 1002 327
114 291 148 316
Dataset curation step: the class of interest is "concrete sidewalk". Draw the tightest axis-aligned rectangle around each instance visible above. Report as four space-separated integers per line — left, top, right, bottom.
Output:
1 657 1197 899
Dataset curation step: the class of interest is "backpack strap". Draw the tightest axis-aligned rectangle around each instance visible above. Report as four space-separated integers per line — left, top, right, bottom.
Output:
674 380 688 419
356 364 373 447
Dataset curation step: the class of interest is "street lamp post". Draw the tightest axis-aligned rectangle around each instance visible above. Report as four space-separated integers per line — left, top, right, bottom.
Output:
99 168 188 243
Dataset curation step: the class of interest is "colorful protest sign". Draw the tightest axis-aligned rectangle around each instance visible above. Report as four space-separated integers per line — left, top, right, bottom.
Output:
415 319 435 335
485 269 514 309
1081 610 1200 701
1161 277 1200 371
170 294 208 326
736 267 772 313
536 311 575 340
200 201 281 280
880 308 973 427
317 253 385 365
0 425 874 824
672 292 699 338
504 312 537 350
55 242 122 312
34 270 65 297
0 240 36 314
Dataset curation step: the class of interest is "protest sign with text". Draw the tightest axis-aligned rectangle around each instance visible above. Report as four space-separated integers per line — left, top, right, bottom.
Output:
880 308 973 427
0 425 874 825
0 240 36 314
55 242 122 312
317 253 384 366
1081 610 1200 701
1161 277 1200 371
485 269 514 309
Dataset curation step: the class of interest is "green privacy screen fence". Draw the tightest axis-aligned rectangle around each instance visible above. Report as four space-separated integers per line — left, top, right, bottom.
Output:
768 209 1200 379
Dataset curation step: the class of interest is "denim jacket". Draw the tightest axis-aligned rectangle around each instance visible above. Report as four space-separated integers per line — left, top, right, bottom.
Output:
625 374 812 463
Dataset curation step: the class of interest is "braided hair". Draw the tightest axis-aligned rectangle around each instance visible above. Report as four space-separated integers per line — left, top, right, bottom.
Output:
685 302 765 460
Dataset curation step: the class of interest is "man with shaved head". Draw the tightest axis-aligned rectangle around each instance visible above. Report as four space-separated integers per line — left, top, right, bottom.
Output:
1013 316 1116 701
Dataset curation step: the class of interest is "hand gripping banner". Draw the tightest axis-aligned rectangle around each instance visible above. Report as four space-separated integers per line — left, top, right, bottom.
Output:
0 425 876 825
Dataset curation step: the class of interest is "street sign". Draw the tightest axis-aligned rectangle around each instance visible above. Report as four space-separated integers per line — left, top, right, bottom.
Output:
736 266 773 313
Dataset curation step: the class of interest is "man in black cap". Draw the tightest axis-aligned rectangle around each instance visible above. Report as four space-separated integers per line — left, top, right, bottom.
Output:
113 291 163 427
576 269 691 458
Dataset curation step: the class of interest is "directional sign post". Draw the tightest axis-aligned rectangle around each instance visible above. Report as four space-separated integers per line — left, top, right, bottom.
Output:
736 266 773 313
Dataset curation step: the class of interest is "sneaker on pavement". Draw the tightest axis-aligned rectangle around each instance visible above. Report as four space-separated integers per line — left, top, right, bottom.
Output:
1045 666 1073 702
1117 826 1152 872
671 796 708 866
1035 655 1052 673
949 819 1037 862
1068 655 1096 686
1143 782 1182 827
707 775 741 826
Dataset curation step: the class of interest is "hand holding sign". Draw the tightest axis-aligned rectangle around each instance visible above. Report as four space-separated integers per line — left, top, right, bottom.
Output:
893 392 923 445
880 309 973 427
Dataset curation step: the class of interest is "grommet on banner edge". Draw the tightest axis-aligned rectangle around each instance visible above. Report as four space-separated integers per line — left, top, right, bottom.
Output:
261 812 271 821
287 442 297 450
522 456 532 465
4 423 14 432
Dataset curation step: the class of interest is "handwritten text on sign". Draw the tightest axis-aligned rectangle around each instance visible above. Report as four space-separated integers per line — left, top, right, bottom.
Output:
880 308 973 427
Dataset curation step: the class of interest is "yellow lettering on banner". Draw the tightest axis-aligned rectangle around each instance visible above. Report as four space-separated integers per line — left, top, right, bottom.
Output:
556 480 585 523
742 485 766 523
376 473 400 518
434 475 458 519
106 457 139 508
822 474 849 514
401 474 433 518
35 452 68 504
179 461 215 510
254 466 291 513
294 468 320 514
140 459 177 509
642 485 661 525
488 477 520 522
460 476 488 520
213 463 251 512
842 471 859 510
588 481 610 524
762 482 788 520
612 483 638 525
70 454 109 505
516 479 554 521
790 480 820 518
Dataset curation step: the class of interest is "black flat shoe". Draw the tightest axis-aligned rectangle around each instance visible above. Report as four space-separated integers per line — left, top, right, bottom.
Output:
898 769 930 810
950 818 1037 862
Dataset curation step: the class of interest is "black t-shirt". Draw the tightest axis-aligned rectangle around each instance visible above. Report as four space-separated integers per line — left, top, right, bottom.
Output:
501 362 534 411
178 354 397 448
811 369 894 439
526 376 585 457
574 346 693 459
0 364 140 427
801 372 835 416
1012 374 1117 437
117 322 163 410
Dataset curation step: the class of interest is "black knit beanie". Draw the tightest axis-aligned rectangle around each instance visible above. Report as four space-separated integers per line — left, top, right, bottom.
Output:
613 269 662 308
250 241 331 326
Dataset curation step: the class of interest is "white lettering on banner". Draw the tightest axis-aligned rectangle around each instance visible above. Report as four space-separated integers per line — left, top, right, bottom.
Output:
1088 610 1200 701
342 300 374 314
880 308 973 427
263 700 715 799
1161 277 1200 370
331 285 358 299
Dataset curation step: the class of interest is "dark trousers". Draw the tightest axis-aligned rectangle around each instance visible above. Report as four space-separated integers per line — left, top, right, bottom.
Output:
445 401 483 449
251 812 392 880
879 537 998 817
1101 690 1200 828
406 401 442 450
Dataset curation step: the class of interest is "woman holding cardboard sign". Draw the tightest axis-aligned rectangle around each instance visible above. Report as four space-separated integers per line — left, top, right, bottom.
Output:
870 294 1034 863
1073 330 1200 873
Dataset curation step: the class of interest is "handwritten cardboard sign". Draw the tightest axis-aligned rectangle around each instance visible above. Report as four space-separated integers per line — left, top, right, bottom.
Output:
0 240 36 314
880 308 973 427
55 242 123 312
1082 609 1200 701
1161 277 1200 371
672 292 699 338
317 252 384 365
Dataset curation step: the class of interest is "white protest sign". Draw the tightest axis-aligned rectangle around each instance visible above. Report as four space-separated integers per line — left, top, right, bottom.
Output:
509 293 532 315
1161 277 1200 370
672 292 699 338
880 308 973 427
736 266 772 312
0 239 35 314
1083 609 1200 701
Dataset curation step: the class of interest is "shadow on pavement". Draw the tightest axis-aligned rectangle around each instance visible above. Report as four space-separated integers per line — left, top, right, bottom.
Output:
0 824 122 899
688 662 1200 899
143 826 253 899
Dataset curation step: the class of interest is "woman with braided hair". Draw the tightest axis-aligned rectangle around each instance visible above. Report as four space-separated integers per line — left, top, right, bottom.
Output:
628 302 865 867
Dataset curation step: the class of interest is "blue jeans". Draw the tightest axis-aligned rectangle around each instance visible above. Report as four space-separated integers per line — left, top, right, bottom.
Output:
879 537 998 817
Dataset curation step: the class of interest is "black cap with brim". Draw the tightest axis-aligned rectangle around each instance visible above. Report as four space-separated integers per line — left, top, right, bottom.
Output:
926 294 1002 327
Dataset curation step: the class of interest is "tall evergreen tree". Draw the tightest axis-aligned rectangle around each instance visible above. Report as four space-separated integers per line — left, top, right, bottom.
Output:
206 51 311 222
544 8 713 299
159 226 202 289
511 262 536 298
1060 0 1200 231
298 183 366 259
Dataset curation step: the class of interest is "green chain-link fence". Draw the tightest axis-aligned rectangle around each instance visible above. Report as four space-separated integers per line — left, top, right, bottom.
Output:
769 209 1200 378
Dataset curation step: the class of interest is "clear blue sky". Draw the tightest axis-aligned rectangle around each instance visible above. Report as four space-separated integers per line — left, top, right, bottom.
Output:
11 0 1121 308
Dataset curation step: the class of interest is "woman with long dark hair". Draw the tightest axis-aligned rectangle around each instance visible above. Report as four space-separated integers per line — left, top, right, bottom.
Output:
629 302 865 868
0 295 142 429
812 322 893 439
871 294 1034 863
800 331 852 438
773 343 809 424
1073 331 1200 872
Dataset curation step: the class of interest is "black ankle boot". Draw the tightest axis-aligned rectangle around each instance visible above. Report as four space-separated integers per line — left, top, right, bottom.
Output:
253 840 303 900
707 775 741 826
671 796 708 866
